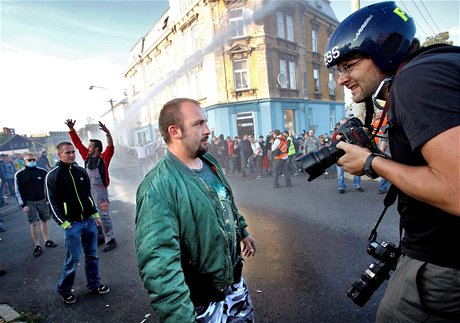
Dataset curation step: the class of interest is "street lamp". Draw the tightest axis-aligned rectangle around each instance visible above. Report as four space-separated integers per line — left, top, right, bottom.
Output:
89 85 116 125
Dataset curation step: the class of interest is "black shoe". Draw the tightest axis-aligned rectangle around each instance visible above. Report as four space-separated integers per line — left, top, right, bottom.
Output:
0 269 6 276
90 284 110 295
61 293 76 304
338 189 346 194
0 227 5 232
45 240 58 248
98 237 105 246
377 189 387 194
102 239 117 252
33 246 43 257
356 187 364 192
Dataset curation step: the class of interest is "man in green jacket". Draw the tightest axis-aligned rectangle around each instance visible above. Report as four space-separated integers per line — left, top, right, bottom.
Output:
135 98 257 322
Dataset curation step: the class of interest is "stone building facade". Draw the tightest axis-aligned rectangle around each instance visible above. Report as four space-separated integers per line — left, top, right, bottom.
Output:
123 0 345 143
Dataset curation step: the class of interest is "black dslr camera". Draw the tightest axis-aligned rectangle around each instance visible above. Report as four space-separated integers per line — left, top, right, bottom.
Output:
346 241 400 307
296 117 378 181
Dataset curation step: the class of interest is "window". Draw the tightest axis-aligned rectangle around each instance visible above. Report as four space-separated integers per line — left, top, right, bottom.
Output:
312 29 318 53
279 59 288 89
179 0 194 13
236 112 254 137
276 11 284 38
277 11 294 41
280 59 297 89
283 109 296 134
303 71 308 97
233 59 249 90
313 65 320 93
229 8 245 38
286 15 293 41
328 71 335 96
184 24 200 56
164 45 172 73
289 61 297 89
329 107 335 131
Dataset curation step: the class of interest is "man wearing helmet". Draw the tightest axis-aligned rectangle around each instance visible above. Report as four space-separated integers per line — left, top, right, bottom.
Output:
325 1 459 321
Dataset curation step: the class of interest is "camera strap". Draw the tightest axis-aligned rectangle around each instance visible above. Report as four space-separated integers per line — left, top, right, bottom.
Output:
368 184 400 242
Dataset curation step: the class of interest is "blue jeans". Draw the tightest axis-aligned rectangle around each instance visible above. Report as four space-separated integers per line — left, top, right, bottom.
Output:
0 184 4 207
5 177 15 198
337 166 361 190
379 177 390 191
57 217 100 296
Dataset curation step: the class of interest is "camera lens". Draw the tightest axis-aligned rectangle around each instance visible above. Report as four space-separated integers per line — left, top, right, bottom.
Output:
296 141 345 181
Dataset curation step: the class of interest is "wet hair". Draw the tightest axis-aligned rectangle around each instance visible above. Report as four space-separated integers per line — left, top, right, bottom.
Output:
90 139 103 152
159 98 200 144
57 141 73 152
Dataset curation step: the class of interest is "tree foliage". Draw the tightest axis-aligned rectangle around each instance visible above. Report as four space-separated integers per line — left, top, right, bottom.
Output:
423 31 453 46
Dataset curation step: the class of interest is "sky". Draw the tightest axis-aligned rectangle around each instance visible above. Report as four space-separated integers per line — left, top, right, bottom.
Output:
1 0 459 137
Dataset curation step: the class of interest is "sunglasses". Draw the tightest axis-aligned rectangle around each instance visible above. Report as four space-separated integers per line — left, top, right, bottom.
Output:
26 159 36 162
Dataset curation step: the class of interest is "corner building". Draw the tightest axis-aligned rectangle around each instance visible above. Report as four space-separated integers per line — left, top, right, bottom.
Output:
124 0 345 142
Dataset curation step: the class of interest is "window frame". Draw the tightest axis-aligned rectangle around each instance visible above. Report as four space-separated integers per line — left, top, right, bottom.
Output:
276 11 284 38
233 59 250 90
312 29 318 53
313 64 321 93
229 8 246 38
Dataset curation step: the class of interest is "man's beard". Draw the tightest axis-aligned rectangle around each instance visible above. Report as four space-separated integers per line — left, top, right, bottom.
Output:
196 139 209 157
183 133 208 158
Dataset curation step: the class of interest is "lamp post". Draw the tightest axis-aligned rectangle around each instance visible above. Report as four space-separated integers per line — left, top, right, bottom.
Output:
89 85 116 125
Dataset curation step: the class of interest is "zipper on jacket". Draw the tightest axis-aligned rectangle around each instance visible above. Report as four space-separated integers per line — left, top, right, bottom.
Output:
68 165 85 220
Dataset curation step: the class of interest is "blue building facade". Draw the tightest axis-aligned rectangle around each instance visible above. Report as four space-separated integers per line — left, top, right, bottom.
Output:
205 99 345 138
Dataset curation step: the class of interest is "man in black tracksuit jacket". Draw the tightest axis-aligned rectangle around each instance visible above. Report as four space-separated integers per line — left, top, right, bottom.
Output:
15 152 57 257
45 141 110 304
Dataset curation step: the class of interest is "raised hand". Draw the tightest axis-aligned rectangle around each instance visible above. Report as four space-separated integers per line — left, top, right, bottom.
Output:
99 121 110 134
65 119 76 130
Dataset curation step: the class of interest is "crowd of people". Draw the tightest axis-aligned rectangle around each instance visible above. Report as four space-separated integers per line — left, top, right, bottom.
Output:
202 120 392 194
205 129 331 182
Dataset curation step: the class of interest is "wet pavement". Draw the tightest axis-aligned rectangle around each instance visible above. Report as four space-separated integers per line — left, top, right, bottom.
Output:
0 159 400 322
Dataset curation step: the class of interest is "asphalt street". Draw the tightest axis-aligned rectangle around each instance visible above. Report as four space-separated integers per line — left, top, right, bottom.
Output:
0 159 400 322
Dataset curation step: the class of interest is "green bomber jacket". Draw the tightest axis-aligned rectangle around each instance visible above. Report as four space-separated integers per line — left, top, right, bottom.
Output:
135 150 249 322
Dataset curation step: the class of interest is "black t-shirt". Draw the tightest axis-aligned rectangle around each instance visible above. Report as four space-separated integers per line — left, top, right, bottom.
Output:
388 45 460 269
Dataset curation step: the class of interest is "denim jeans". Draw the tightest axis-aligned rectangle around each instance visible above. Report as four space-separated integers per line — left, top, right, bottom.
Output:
57 217 100 296
337 166 361 190
379 177 390 191
0 181 4 207
5 177 15 198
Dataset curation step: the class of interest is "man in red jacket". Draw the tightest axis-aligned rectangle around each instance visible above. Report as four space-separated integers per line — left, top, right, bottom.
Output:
65 119 117 252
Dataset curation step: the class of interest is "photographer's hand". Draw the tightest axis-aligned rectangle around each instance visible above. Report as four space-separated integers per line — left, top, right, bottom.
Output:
336 142 371 176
